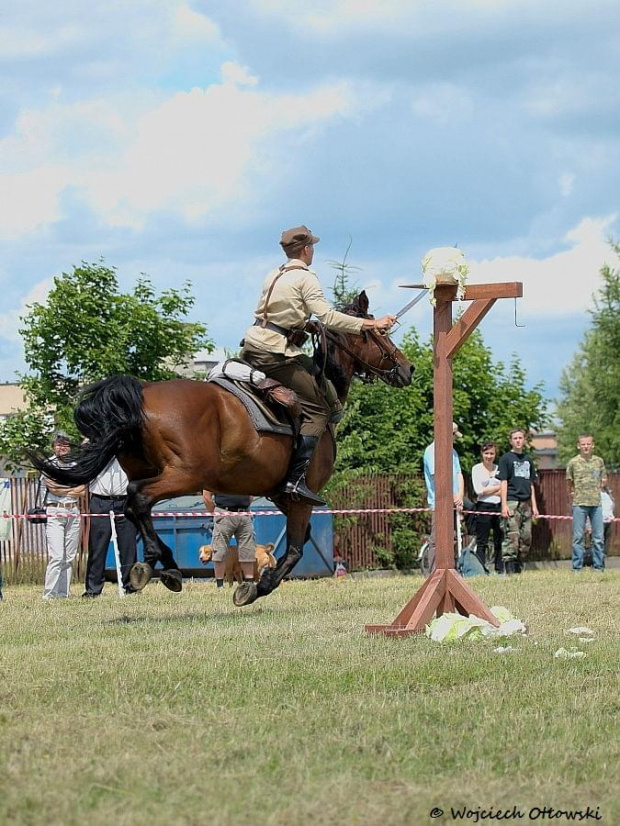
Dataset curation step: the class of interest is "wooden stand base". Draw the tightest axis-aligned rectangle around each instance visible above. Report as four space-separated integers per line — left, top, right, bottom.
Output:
365 568 499 636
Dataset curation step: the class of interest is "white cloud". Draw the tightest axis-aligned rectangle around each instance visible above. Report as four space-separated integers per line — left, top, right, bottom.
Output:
173 4 221 43
0 23 82 59
0 278 53 344
0 74 363 237
221 61 259 87
468 214 618 315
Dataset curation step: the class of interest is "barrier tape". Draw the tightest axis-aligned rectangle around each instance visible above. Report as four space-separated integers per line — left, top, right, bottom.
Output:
1 508 618 522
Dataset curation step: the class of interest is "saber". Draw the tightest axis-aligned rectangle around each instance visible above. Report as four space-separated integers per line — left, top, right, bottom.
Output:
395 289 428 320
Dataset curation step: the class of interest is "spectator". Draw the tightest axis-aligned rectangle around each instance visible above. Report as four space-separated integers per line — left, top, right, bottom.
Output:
42 433 86 600
566 434 607 572
203 492 256 588
601 485 615 558
471 441 503 574
82 457 138 598
497 428 539 574
423 422 465 572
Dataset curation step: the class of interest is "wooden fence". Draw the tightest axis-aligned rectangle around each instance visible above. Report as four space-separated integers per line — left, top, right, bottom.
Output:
329 469 620 570
2 471 619 579
0 477 89 583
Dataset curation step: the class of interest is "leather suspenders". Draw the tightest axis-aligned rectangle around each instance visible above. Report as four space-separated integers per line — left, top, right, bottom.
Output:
260 264 308 328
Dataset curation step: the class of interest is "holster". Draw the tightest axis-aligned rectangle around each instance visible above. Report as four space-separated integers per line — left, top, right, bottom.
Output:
286 329 309 348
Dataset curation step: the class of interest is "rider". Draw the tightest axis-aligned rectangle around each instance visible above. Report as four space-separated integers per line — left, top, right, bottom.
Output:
240 225 396 506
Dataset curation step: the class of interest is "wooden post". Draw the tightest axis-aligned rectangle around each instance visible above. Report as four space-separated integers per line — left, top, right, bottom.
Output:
366 282 523 635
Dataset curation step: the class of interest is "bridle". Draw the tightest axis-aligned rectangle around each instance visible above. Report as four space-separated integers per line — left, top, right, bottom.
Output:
321 325 402 384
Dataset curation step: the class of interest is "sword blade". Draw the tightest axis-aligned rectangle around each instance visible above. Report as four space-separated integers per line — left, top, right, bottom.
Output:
395 289 428 319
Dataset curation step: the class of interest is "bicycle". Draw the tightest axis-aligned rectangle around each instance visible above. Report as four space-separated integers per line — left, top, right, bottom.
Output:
416 514 478 577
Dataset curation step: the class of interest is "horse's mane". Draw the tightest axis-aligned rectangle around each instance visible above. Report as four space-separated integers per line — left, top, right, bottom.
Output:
314 296 370 395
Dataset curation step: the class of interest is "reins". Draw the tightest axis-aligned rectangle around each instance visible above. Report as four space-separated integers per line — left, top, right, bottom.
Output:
310 322 401 382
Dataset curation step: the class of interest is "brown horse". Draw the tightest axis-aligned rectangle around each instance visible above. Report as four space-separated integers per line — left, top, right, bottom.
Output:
31 292 413 606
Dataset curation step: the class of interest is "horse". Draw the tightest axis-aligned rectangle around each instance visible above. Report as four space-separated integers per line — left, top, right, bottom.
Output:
30 291 413 606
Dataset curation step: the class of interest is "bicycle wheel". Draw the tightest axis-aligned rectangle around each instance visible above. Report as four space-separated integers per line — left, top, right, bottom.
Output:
418 540 431 577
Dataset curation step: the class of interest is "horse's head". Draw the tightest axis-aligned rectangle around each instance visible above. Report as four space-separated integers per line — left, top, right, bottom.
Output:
330 291 414 389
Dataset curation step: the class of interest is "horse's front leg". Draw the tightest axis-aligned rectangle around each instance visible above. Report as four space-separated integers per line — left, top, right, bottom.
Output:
233 502 312 607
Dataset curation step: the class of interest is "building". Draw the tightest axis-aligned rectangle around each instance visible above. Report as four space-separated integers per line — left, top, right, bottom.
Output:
0 383 27 423
530 430 559 470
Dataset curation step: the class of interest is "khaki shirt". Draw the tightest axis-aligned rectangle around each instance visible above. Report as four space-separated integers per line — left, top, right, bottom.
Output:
243 259 364 357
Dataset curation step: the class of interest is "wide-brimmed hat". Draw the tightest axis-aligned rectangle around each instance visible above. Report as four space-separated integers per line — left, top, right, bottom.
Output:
280 225 320 251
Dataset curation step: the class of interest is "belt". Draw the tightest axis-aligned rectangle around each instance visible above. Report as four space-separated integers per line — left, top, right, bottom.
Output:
91 494 126 502
47 502 78 510
214 507 250 513
254 319 291 336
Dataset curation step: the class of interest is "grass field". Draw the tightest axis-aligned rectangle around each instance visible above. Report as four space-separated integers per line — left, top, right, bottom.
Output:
1 571 619 826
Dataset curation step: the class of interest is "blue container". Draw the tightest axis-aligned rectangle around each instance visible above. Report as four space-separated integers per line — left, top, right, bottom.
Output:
105 494 333 579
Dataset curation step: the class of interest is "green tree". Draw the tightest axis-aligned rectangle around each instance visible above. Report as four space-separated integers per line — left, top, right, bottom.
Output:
326 237 362 306
326 327 547 568
556 240 620 468
0 261 212 468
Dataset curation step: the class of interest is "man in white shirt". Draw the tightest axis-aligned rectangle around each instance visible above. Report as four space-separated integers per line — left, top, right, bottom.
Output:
82 457 137 597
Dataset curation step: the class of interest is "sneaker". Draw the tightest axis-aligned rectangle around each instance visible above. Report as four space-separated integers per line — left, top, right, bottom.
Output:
81 592 99 599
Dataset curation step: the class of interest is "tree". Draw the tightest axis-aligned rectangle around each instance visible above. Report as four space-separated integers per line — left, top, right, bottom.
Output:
326 237 362 307
0 261 212 468
556 240 620 468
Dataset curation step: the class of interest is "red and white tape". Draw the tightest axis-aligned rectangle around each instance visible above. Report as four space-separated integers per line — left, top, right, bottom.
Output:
1 508 618 522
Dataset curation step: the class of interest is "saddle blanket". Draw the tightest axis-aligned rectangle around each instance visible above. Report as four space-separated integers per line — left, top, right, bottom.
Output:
208 376 294 437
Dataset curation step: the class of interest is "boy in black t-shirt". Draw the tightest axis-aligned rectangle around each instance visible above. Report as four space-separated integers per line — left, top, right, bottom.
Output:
497 428 539 574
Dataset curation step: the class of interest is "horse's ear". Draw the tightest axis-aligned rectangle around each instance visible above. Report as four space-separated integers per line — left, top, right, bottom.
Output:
358 290 369 315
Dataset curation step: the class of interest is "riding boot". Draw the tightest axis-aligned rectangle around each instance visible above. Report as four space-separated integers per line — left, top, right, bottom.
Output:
281 435 326 507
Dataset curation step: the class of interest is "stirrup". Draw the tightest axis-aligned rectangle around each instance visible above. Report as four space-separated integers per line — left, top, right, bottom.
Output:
282 479 326 507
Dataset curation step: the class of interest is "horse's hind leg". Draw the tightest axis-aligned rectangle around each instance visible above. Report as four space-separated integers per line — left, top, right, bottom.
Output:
125 478 185 593
233 502 312 607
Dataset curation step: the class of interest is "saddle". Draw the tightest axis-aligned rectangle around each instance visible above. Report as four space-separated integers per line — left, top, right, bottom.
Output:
208 359 300 438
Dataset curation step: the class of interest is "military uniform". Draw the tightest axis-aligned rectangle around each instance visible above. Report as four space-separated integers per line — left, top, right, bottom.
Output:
566 453 607 571
241 258 363 437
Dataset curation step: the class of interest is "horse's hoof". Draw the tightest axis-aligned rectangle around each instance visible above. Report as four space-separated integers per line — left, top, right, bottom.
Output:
160 569 183 593
130 562 153 591
233 582 258 607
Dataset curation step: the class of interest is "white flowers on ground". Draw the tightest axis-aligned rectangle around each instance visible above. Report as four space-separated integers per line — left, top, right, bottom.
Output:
421 246 469 305
426 606 527 643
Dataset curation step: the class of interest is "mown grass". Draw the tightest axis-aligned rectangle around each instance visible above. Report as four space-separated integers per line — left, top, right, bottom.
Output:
1 571 619 826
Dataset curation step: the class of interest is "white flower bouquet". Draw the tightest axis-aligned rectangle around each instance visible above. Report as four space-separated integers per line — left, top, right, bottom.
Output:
421 246 469 305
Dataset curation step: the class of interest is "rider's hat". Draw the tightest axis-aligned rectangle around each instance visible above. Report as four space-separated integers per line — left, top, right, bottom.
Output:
280 225 320 252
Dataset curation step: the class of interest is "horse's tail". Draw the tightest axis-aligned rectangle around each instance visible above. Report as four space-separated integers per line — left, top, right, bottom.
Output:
27 375 145 486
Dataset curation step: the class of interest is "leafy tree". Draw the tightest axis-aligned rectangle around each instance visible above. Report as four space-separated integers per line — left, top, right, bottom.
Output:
0 261 212 469
556 240 620 468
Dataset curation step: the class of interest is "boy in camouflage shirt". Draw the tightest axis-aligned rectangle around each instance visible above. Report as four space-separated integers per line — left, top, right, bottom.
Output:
566 434 607 572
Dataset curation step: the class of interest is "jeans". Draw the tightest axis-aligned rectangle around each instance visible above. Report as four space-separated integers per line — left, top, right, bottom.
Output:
572 505 604 571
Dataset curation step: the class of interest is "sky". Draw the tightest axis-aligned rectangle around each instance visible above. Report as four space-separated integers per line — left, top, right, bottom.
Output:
1 0 619 407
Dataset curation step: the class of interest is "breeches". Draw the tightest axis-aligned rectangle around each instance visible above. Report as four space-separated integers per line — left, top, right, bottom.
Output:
240 347 330 438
